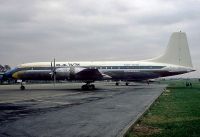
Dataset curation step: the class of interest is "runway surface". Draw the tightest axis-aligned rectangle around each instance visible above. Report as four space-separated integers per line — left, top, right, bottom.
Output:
0 82 166 137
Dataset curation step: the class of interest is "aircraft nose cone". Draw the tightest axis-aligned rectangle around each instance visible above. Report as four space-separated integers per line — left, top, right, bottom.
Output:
12 71 24 79
12 72 19 79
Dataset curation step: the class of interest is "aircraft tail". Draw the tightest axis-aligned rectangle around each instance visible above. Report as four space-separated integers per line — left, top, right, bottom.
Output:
148 32 193 68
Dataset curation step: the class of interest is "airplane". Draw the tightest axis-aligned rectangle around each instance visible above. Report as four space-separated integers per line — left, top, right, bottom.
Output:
3 32 195 90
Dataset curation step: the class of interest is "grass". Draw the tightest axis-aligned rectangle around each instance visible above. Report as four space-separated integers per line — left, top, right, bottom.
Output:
125 80 200 137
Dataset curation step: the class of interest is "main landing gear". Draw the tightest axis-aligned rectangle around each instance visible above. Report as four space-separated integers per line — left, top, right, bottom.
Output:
115 82 119 86
81 82 95 90
115 81 129 86
125 82 129 86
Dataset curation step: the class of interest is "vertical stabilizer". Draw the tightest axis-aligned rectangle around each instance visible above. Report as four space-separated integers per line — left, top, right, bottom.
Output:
149 32 193 68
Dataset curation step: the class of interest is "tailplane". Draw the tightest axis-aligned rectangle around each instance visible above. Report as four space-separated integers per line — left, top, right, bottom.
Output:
149 32 193 68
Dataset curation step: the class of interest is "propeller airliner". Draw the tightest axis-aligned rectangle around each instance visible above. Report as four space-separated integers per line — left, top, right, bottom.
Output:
3 32 195 90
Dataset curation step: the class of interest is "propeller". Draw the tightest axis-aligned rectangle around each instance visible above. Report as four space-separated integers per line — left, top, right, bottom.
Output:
50 58 56 87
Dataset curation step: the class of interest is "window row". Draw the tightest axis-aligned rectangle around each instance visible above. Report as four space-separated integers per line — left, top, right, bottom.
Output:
88 66 165 69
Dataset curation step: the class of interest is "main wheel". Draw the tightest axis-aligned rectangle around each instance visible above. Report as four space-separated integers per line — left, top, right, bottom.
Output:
20 85 25 90
90 84 95 90
125 82 129 86
82 85 89 90
115 82 119 86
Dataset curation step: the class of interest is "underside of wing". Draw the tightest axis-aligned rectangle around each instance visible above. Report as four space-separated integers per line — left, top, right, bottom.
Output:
75 68 111 81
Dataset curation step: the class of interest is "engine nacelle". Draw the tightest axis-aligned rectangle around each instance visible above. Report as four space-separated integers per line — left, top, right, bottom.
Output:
55 67 85 80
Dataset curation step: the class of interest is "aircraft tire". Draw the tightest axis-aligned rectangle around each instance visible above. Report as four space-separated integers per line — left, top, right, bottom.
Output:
82 84 95 90
20 85 25 90
82 85 88 90
90 84 95 90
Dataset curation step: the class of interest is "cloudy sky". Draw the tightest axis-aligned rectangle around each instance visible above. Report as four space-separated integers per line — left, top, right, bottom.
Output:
0 0 199 77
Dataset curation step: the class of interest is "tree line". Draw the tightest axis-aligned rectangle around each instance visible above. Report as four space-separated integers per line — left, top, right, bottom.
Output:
0 65 11 72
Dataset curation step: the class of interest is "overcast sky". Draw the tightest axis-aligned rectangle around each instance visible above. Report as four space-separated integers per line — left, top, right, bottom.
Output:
0 0 199 77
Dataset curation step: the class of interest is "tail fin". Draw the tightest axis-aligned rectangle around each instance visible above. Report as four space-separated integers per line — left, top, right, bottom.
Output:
149 32 193 68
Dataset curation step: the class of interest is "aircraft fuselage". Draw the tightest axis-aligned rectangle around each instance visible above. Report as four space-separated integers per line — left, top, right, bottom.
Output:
5 61 193 82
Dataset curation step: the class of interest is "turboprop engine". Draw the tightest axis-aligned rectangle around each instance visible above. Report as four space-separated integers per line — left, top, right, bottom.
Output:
55 67 85 80
55 67 111 81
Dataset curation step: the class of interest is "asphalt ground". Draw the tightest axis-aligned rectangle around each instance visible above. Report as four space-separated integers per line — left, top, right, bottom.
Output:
0 82 166 137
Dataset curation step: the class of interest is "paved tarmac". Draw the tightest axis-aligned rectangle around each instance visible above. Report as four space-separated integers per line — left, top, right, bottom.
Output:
0 82 166 137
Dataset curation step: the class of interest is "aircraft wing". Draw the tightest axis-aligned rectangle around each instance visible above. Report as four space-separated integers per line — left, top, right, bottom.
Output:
75 68 111 81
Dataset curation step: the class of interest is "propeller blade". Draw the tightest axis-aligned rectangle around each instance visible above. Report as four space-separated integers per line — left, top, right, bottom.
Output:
53 58 55 69
50 61 53 79
50 58 56 87
53 73 56 87
53 58 56 87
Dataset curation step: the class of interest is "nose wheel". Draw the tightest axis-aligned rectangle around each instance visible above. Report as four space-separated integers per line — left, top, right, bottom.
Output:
20 85 25 90
20 82 25 90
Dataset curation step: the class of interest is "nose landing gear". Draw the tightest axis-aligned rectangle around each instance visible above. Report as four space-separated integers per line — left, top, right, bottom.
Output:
20 82 25 90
